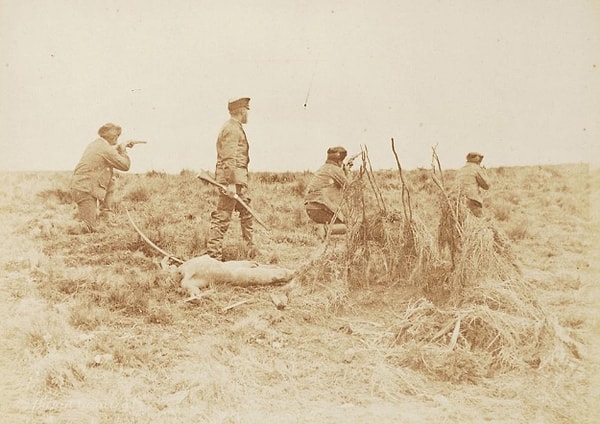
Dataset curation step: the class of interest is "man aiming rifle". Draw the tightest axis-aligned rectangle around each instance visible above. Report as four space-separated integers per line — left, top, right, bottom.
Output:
304 146 356 238
69 123 146 234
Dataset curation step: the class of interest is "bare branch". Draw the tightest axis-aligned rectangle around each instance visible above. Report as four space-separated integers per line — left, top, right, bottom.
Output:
391 138 412 222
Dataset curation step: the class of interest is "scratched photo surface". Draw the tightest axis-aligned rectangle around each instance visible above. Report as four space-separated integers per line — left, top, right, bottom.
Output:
1 1 599 423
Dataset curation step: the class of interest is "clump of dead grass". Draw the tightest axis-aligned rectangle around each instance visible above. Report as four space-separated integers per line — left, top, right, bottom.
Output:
37 188 72 205
294 245 349 313
380 269 585 381
37 351 87 391
299 144 583 382
376 148 583 381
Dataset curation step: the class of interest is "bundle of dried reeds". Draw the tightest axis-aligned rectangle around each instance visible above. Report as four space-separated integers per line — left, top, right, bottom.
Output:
380 280 577 382
377 148 582 381
296 144 582 384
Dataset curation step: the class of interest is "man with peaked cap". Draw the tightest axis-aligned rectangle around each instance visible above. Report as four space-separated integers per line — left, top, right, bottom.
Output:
206 97 257 261
304 146 353 238
69 123 132 233
456 151 490 217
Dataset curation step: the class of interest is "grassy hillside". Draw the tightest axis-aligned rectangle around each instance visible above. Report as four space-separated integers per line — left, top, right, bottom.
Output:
0 162 598 423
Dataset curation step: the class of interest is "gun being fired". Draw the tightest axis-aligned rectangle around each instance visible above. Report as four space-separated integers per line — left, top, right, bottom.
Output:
345 151 361 169
125 140 147 148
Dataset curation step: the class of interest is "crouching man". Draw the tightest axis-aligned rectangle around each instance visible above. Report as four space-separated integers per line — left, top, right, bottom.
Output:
456 151 490 218
304 146 352 238
69 123 132 233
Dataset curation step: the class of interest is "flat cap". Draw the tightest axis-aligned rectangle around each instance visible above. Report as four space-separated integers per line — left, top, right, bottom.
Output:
466 152 484 161
227 97 251 112
327 146 348 159
98 123 121 138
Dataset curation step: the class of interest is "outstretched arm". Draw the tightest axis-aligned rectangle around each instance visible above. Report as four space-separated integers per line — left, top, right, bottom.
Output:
101 144 131 171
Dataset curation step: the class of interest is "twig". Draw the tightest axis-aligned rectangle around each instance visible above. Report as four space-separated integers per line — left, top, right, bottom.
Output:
431 144 445 187
390 138 412 222
180 289 216 303
222 299 250 312
430 145 463 241
125 208 184 264
362 145 387 214
448 317 462 350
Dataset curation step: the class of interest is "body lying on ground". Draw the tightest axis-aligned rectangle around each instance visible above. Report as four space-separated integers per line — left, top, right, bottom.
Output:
177 255 295 297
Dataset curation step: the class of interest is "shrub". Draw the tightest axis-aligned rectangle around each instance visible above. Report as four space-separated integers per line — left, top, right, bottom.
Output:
124 186 151 202
291 179 307 197
492 202 511 221
37 188 72 204
145 169 167 178
41 353 87 391
506 220 530 241
70 300 111 330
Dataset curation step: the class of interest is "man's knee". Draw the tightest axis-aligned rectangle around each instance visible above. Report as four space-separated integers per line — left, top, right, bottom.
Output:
211 209 232 225
466 199 483 217
74 196 97 229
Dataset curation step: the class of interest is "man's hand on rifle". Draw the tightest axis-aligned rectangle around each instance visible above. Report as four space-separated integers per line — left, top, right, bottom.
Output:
117 140 146 153
224 184 237 197
345 152 361 170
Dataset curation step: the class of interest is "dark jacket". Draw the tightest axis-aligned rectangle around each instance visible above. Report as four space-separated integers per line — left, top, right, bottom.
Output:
214 118 249 186
304 161 349 216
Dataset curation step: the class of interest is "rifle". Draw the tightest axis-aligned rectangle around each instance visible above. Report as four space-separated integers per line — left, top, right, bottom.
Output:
196 170 271 234
124 140 147 149
346 151 361 167
343 151 362 172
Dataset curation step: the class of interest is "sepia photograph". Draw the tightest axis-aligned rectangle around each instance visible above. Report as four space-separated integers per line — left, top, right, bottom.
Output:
1 0 599 422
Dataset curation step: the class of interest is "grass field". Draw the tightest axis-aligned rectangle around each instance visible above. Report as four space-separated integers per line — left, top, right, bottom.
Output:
1 162 598 423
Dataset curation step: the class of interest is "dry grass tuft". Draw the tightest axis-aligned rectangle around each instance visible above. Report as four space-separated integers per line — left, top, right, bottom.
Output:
38 351 87 391
294 246 349 313
379 282 570 382
37 188 72 205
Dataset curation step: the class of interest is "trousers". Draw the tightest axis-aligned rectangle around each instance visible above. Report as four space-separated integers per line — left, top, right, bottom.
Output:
206 186 254 261
305 202 343 224
70 178 116 232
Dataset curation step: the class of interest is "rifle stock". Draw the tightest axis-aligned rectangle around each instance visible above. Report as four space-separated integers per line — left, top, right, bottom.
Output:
197 170 228 192
196 171 271 233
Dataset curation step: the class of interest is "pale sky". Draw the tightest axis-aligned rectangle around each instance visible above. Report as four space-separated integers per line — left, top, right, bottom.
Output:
1 0 599 173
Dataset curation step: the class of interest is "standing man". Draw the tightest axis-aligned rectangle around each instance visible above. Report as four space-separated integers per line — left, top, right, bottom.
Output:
206 97 256 261
304 146 352 237
70 123 132 233
456 151 490 217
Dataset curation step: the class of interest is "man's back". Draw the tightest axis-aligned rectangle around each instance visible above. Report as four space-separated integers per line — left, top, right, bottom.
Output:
305 162 348 213
456 162 489 203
